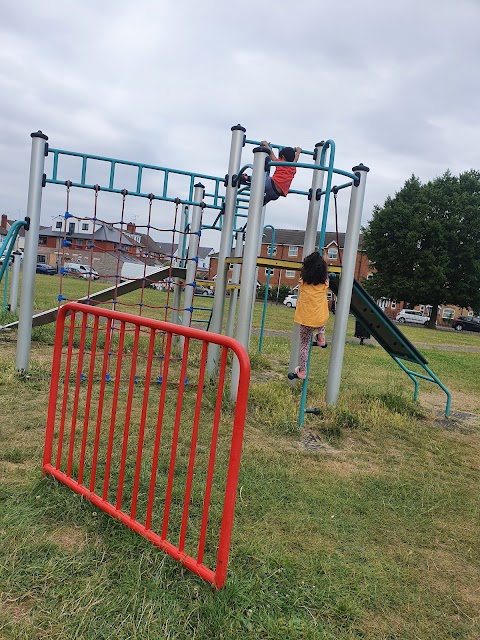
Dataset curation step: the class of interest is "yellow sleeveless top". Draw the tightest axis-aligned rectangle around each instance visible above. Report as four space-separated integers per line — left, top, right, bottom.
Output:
294 280 330 328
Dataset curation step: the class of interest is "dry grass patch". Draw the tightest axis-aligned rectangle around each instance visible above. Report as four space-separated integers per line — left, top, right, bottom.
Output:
48 526 86 553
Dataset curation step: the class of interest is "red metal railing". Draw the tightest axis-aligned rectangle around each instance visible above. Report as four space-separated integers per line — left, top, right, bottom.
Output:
43 302 250 589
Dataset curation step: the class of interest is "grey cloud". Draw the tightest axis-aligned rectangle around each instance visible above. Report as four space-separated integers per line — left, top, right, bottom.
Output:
1 0 479 245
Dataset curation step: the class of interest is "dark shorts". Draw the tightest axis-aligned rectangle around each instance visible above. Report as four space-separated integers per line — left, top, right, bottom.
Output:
264 175 282 204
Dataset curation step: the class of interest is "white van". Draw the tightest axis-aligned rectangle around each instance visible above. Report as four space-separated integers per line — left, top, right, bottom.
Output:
395 309 430 326
120 262 164 283
64 263 99 280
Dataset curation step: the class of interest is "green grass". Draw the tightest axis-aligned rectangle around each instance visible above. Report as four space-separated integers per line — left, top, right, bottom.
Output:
1 278 480 639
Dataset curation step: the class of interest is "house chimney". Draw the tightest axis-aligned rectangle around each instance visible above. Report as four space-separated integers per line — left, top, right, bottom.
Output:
126 221 136 233
1 214 7 229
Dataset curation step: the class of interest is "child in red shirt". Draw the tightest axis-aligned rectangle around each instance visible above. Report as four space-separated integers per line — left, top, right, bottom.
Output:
242 141 301 205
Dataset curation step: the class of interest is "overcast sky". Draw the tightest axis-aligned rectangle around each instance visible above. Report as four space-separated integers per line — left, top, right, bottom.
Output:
1 0 479 250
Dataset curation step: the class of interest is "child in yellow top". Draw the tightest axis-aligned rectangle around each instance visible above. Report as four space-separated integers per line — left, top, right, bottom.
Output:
291 251 329 380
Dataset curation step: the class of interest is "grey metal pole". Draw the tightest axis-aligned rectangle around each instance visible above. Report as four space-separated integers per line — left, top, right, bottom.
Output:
181 184 204 332
231 145 269 399
289 142 326 375
16 131 48 371
225 231 244 337
326 164 369 406
171 204 188 328
207 124 245 376
9 251 22 314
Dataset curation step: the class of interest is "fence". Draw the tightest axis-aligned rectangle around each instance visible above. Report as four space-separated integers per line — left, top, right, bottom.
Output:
43 302 250 589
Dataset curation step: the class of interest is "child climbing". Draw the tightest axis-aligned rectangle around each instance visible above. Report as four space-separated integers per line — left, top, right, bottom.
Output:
289 250 330 380
241 141 301 205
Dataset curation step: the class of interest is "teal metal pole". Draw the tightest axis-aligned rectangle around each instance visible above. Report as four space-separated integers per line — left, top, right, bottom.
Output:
258 225 275 352
2 263 9 312
298 337 314 427
0 220 28 282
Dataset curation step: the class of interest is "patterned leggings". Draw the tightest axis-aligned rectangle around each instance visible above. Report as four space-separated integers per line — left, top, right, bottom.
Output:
299 324 325 371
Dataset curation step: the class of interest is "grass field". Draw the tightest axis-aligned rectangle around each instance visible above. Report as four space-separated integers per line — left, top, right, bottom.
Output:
1 275 479 639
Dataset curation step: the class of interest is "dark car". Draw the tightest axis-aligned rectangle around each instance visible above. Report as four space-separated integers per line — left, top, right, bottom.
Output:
36 263 57 275
451 315 480 332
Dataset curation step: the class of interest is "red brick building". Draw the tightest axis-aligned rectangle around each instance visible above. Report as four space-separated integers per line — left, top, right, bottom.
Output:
208 229 371 289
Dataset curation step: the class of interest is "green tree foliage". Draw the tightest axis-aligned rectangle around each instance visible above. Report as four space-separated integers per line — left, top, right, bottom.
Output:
256 284 292 303
363 171 480 325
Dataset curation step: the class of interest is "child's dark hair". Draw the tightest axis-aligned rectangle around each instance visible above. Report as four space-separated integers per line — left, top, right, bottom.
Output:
301 251 328 285
279 146 295 163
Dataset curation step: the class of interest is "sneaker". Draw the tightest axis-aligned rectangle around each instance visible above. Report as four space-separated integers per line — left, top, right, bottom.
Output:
314 333 327 348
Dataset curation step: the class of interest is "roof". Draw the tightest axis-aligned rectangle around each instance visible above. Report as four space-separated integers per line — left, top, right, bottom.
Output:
137 234 179 258
93 225 134 245
197 246 214 260
38 223 137 246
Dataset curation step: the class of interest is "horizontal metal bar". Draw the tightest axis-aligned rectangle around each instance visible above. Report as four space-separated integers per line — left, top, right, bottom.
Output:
268 160 357 181
48 147 224 185
245 139 315 156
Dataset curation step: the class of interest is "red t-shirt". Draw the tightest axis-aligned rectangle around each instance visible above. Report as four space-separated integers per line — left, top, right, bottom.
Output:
272 164 296 196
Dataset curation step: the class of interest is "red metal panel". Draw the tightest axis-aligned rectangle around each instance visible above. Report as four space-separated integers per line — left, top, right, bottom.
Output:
43 302 250 589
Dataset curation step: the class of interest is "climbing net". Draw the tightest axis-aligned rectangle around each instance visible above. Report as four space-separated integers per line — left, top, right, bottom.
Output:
49 179 213 384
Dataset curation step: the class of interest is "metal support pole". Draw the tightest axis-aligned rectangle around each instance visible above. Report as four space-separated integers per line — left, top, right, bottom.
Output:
231 145 269 399
181 184 204 333
16 131 48 371
171 204 188 328
225 231 244 337
326 164 369 406
207 124 245 375
289 142 326 375
9 251 22 314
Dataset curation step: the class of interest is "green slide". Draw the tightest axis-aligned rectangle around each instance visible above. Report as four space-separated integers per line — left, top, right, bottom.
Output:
328 274 451 416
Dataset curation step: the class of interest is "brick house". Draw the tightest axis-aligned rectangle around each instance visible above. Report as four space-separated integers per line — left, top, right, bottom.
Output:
36 220 144 271
208 229 370 289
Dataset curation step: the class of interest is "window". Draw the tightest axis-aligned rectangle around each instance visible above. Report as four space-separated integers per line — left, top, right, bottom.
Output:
367 273 373 280
391 301 397 310
442 308 455 320
267 245 277 256
37 254 46 263
265 268 275 276
55 221 62 229
288 246 298 257
82 223 89 231
38 236 47 245
285 270 295 278
419 305 425 313
327 247 338 260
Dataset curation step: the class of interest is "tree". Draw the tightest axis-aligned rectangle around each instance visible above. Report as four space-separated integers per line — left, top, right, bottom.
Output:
362 171 480 327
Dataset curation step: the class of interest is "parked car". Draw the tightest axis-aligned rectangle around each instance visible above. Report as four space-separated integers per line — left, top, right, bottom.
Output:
193 284 214 297
64 262 99 280
395 309 430 326
36 263 57 275
283 294 298 308
451 315 480 332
